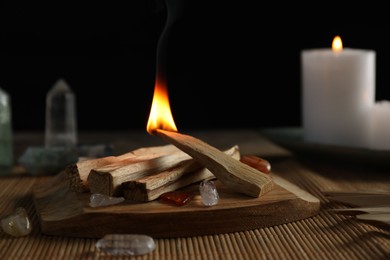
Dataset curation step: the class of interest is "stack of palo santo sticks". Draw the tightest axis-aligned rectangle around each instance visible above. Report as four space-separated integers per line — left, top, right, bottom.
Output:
64 137 273 202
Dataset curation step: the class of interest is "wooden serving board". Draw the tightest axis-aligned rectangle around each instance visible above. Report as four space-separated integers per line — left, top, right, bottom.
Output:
33 172 320 238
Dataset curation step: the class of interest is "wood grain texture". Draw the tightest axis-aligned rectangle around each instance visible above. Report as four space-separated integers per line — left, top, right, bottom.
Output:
33 173 320 238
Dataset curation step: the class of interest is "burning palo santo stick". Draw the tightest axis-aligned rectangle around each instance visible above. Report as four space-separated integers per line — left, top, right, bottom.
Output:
146 77 273 197
146 82 273 197
152 129 273 197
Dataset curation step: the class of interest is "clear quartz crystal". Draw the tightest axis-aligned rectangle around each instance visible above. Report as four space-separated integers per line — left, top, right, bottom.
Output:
45 78 77 148
0 88 13 175
89 193 125 207
199 179 219 206
1 207 32 237
96 234 156 256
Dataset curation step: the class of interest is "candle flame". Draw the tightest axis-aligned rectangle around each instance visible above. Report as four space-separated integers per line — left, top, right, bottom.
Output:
146 76 178 134
332 35 343 52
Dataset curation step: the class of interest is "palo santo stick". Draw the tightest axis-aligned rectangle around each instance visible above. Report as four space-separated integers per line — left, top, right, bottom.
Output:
324 191 390 207
330 205 390 215
153 129 274 197
65 144 180 192
88 150 192 196
122 145 240 202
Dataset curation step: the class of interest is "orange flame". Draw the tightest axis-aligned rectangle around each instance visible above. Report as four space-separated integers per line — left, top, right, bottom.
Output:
332 35 343 52
146 76 178 134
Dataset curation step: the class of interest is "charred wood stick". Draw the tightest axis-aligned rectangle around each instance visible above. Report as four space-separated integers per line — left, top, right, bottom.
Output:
152 129 274 197
122 145 240 202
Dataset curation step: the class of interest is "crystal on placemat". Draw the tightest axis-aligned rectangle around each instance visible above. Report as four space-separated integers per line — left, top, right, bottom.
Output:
1 207 32 237
18 146 78 175
0 87 13 175
18 144 113 176
96 234 156 256
199 180 219 206
45 78 77 148
89 193 125 207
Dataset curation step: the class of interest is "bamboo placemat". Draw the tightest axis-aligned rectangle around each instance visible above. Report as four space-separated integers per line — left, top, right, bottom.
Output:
1 158 390 259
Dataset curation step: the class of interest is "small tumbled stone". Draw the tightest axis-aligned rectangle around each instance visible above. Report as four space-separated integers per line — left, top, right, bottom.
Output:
96 234 156 256
1 207 32 237
240 155 271 174
89 193 125 208
159 191 194 206
199 180 219 206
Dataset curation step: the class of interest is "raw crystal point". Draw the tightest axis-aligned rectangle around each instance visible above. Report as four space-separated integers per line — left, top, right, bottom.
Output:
0 88 13 175
96 234 156 256
89 193 125 208
199 180 219 206
45 78 77 148
1 207 32 237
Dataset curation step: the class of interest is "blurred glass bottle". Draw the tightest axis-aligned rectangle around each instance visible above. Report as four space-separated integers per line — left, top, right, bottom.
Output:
0 87 13 175
45 79 78 148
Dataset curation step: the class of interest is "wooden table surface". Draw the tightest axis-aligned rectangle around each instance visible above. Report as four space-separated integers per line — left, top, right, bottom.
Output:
1 128 390 259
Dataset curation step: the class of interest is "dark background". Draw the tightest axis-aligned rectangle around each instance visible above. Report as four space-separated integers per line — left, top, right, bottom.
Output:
1 1 389 132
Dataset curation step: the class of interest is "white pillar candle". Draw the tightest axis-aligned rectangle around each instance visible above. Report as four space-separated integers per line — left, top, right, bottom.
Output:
370 100 390 150
301 36 376 148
